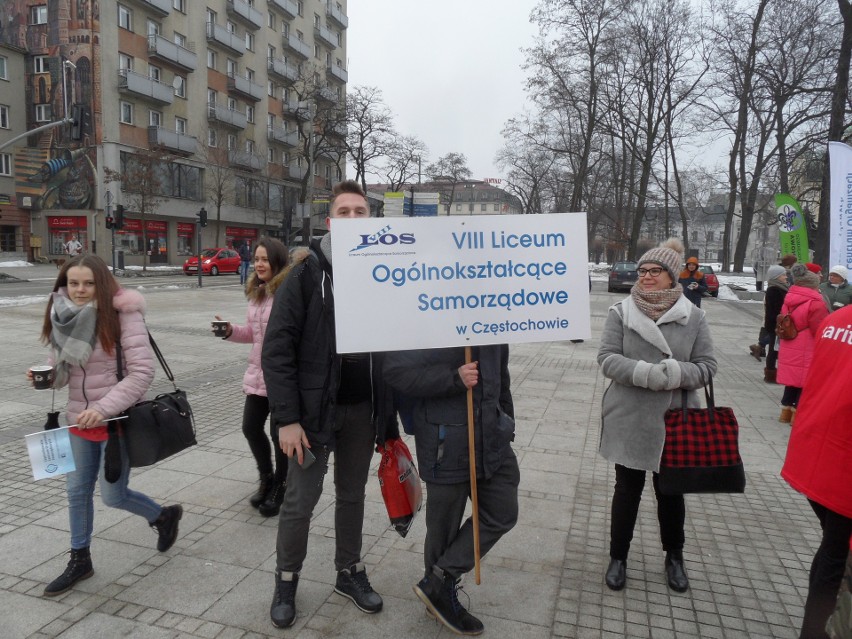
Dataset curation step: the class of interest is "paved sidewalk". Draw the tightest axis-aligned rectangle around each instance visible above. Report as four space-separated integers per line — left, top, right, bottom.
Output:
0 277 817 638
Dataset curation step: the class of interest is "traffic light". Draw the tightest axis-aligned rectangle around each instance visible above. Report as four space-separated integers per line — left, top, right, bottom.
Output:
198 208 208 227
105 213 114 230
114 204 125 230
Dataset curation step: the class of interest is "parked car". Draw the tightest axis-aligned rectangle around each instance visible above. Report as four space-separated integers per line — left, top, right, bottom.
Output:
698 264 720 297
608 260 639 293
183 248 241 276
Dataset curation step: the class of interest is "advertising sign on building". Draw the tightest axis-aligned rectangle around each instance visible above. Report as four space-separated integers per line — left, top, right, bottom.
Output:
332 213 590 353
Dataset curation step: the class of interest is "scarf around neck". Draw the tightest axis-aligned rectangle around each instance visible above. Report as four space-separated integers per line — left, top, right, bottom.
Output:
630 283 683 321
50 291 98 388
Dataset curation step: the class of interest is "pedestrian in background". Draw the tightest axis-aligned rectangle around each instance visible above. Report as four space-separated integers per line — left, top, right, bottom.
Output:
215 238 297 517
776 263 829 424
597 238 717 594
678 257 708 307
238 241 252 285
385 345 518 636
262 181 398 629
819 265 852 312
30 255 182 597
750 265 789 382
782 304 852 639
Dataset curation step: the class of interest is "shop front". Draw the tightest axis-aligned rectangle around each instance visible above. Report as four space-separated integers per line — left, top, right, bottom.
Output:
116 219 169 264
177 222 195 257
226 226 258 251
47 215 88 256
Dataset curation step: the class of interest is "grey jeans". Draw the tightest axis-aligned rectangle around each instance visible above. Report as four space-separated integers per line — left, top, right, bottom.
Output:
425 450 520 579
275 401 375 573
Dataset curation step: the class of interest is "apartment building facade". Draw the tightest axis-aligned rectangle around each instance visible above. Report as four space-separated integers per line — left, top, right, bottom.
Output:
0 0 347 265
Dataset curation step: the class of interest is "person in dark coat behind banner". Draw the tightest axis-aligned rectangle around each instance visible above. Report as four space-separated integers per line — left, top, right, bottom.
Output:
781 304 852 639
384 345 519 636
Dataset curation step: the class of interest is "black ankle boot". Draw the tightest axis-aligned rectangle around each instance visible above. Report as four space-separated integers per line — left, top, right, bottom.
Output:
258 480 286 517
250 473 274 508
270 570 299 628
151 504 183 552
665 551 689 592
43 547 94 596
414 567 483 635
605 557 626 590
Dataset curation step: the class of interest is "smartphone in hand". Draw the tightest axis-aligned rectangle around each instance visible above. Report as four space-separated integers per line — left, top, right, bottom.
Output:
299 447 316 470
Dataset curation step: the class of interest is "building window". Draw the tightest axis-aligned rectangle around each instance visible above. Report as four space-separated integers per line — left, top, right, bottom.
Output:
31 5 48 24
267 12 275 29
147 19 160 36
119 53 133 71
0 105 8 128
149 110 162 127
245 32 255 51
493 203 499 211
35 104 52 122
314 45 320 59
227 97 237 111
120 101 133 124
175 117 187 134
174 32 187 48
173 0 186 12
267 113 275 128
227 134 236 150
246 139 255 154
268 80 274 96
268 147 275 163
0 153 11 176
0 56 6 80
34 56 49 74
208 128 217 147
226 20 236 34
226 58 237 76
148 65 162 82
207 49 217 69
174 75 186 98
207 88 217 105
246 105 255 123
297 1 303 16
118 4 132 30
707 231 714 242
282 22 289 38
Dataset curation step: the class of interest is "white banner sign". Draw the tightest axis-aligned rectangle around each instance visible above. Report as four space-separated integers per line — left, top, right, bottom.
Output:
26 426 76 481
331 213 590 353
828 141 852 271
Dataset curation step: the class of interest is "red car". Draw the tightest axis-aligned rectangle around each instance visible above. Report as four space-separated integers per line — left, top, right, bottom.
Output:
698 264 719 297
183 248 241 276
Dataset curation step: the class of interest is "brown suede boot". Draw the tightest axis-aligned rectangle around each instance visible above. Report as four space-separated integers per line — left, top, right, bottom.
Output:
779 406 793 423
763 368 777 384
749 344 763 361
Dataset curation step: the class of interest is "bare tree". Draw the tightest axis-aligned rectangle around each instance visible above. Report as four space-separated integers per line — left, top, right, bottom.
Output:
425 153 473 214
497 116 557 213
197 128 237 248
104 146 172 272
345 86 395 192
379 135 428 191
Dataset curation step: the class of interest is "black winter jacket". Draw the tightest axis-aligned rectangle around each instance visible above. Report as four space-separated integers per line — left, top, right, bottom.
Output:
384 345 514 485
261 239 398 448
764 285 788 335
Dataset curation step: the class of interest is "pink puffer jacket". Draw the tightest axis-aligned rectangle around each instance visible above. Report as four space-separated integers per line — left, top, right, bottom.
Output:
55 288 155 442
227 294 274 397
776 285 829 388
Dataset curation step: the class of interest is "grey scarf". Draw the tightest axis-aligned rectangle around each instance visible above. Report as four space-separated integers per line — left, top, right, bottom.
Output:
50 292 98 388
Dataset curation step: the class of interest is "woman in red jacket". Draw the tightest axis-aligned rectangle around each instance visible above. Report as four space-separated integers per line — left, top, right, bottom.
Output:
781 304 852 639
776 264 829 423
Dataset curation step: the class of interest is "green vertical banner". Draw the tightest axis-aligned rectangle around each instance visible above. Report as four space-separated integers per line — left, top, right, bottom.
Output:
775 194 809 263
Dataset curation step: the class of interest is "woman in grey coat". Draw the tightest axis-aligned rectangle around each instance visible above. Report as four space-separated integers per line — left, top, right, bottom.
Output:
598 239 717 593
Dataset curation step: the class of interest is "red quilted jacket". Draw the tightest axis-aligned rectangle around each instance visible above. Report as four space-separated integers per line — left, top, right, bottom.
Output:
776 286 829 388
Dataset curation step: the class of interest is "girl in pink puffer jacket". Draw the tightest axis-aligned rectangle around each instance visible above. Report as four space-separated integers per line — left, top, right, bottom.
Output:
215 238 303 517
30 255 183 597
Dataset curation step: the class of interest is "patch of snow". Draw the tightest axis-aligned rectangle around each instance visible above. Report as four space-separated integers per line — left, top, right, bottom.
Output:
0 261 34 267
0 295 48 307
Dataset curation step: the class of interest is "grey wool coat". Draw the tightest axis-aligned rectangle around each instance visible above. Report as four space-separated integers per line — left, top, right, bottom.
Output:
597 295 718 472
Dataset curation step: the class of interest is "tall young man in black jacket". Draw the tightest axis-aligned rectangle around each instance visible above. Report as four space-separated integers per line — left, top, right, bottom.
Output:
385 345 520 636
262 181 398 629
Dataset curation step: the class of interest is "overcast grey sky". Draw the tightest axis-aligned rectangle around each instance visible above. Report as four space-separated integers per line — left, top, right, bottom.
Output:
346 0 539 183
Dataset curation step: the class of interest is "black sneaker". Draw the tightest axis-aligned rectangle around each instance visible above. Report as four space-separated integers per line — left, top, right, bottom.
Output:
270 570 299 628
413 568 484 636
150 504 183 552
334 562 383 613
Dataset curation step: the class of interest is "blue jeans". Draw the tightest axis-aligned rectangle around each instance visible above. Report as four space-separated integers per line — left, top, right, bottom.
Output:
67 433 163 549
240 260 250 284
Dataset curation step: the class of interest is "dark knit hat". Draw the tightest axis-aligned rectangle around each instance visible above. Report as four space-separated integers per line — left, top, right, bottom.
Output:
637 238 684 287
791 263 819 289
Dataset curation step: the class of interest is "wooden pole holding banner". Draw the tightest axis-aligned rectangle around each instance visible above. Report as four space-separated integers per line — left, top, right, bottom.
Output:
465 346 482 585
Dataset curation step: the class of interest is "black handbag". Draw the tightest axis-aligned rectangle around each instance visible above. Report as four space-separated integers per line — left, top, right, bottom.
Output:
658 377 746 496
105 332 196 481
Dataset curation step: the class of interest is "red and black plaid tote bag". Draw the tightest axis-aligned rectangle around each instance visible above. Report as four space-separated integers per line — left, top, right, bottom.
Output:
658 377 746 495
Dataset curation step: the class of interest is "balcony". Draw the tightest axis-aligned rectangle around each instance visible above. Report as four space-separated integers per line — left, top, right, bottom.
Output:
148 35 197 72
326 64 347 84
226 0 263 30
125 0 170 17
206 22 246 56
314 24 337 49
330 122 347 138
283 34 311 59
118 69 174 105
326 3 348 29
267 126 298 147
229 149 263 171
316 86 337 104
268 57 299 84
289 163 307 180
227 73 264 102
268 0 298 19
148 126 197 155
282 99 311 121
207 103 248 129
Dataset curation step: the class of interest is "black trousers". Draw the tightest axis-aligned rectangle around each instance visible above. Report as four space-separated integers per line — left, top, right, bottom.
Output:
242 394 287 480
766 336 779 370
800 500 852 639
782 386 803 408
609 464 685 561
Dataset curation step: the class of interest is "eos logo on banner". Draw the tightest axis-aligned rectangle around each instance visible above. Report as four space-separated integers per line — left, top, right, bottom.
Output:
349 225 415 253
